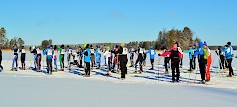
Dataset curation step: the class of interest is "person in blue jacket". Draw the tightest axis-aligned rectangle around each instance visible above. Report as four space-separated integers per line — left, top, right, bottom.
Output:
82 44 91 77
184 46 194 71
11 44 19 71
43 45 54 74
145 46 156 70
222 42 234 77
95 45 102 69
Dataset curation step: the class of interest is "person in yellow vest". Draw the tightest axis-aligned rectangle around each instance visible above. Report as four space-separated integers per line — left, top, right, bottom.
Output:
203 42 212 81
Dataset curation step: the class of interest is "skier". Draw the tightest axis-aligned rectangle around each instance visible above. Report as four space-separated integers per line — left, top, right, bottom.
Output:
118 43 128 80
20 46 26 70
184 46 194 71
160 47 170 74
196 41 209 84
176 42 183 68
58 44 65 71
143 51 147 66
134 46 145 74
90 45 96 68
30 46 37 70
36 47 42 72
95 45 102 69
0 49 3 71
215 46 226 69
222 42 234 77
203 42 212 81
159 43 182 82
77 46 83 68
145 46 156 70
104 47 112 75
43 45 54 75
11 44 19 71
129 46 135 67
111 45 119 73
82 44 91 77
66 46 72 68
53 45 58 71
72 50 79 66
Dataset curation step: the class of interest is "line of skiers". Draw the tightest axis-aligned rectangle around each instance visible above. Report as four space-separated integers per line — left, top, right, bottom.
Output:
2 41 235 82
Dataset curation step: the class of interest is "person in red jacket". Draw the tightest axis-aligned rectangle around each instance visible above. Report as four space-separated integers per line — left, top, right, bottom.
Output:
159 43 182 82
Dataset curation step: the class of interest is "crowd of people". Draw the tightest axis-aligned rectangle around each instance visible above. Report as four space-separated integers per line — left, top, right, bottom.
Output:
0 41 235 83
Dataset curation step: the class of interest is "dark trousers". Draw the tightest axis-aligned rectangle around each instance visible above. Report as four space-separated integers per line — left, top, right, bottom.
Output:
220 56 226 69
91 54 95 67
120 62 127 78
130 54 134 66
227 58 234 76
62 55 65 68
37 55 41 71
47 58 52 74
150 59 154 69
164 57 170 72
192 57 196 69
189 58 193 70
85 62 91 75
21 54 26 68
199 59 206 81
171 60 180 81
135 57 143 72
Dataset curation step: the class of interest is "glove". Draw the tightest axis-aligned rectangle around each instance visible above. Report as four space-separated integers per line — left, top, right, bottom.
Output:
158 54 161 56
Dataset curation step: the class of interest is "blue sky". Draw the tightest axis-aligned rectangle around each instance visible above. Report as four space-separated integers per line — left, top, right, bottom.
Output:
0 0 236 45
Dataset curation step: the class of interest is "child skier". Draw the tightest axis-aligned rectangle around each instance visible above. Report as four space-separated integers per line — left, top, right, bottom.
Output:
104 47 112 75
58 44 65 71
53 45 58 71
134 46 145 74
77 46 83 68
12 44 19 71
95 45 102 69
145 46 156 70
129 46 135 67
20 46 26 70
184 46 194 71
36 47 42 72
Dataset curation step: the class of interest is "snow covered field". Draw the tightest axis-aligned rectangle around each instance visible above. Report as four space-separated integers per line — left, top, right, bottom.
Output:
0 51 237 107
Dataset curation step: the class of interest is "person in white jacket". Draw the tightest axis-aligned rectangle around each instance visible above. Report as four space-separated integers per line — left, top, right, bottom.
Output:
104 47 112 75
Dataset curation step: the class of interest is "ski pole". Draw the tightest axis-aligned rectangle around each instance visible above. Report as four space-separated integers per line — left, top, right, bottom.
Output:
194 66 199 83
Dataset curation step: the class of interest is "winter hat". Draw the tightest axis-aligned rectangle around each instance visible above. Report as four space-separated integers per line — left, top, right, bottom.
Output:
203 41 207 46
150 46 154 49
47 44 51 48
227 42 231 46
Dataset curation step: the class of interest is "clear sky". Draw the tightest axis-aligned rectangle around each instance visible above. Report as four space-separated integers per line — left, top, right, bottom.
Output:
0 0 236 46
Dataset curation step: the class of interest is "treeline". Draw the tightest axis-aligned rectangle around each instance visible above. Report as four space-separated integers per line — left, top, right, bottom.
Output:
127 27 200 50
0 27 25 49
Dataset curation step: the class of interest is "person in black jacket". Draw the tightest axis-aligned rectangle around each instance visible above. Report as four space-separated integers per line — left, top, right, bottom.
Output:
118 43 128 80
